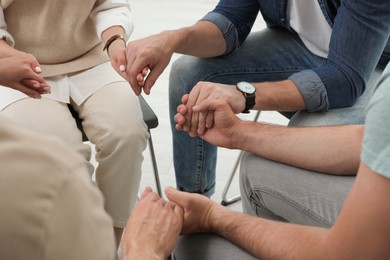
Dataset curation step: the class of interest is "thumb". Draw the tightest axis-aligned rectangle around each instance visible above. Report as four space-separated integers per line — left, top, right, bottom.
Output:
165 186 188 207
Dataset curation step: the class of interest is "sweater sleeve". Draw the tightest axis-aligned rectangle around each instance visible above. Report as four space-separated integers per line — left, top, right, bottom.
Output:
90 0 133 41
0 7 14 46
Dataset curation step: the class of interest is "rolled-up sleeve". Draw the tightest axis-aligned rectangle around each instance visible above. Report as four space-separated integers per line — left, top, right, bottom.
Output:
0 7 14 46
200 0 259 55
90 0 133 41
294 0 390 112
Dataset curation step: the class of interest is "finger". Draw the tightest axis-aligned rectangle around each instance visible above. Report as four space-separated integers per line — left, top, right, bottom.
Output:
176 104 188 115
125 53 143 96
181 94 189 105
136 67 149 87
142 67 149 76
23 54 42 74
189 110 199 136
165 201 177 210
22 79 51 94
205 111 214 129
143 64 165 95
140 186 153 200
173 202 184 218
183 88 202 132
117 51 127 73
164 186 190 208
193 99 229 113
174 113 186 126
11 83 42 99
156 198 167 207
197 110 207 135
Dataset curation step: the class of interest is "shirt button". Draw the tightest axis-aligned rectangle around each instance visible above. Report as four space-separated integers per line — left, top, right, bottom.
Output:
280 17 286 23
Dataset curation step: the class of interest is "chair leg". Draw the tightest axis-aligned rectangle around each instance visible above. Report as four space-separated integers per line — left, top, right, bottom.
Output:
220 150 243 206
148 130 163 197
220 111 261 206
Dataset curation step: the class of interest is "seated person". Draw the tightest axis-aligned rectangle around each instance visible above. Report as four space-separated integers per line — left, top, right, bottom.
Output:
0 0 149 247
167 64 390 259
125 0 390 197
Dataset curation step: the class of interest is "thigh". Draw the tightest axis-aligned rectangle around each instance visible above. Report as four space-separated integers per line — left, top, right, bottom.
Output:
240 152 355 228
173 233 257 260
74 81 148 144
1 98 83 145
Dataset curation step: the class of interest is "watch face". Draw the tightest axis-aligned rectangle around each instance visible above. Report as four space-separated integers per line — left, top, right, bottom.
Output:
237 82 256 94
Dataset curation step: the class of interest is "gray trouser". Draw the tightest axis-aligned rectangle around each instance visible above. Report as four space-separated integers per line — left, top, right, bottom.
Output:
173 154 354 260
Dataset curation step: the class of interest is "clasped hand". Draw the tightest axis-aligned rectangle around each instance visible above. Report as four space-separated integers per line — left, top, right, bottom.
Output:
0 54 51 98
123 186 226 259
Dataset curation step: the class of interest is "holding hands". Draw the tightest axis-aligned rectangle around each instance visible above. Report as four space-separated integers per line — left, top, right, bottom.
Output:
0 54 51 99
123 186 229 259
125 32 175 96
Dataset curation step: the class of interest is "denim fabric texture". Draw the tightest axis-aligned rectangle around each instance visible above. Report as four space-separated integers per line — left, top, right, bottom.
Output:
169 0 390 195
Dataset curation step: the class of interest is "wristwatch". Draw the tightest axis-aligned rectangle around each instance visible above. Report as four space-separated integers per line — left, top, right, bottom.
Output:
236 81 256 113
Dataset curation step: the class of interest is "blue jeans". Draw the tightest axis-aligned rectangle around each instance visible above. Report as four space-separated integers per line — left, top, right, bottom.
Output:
169 28 381 195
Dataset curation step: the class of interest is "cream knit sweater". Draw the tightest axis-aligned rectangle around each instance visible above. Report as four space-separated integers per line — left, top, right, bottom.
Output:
2 0 108 77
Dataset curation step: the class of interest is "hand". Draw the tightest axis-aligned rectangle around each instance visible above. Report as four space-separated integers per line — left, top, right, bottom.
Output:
126 32 175 95
175 82 245 137
0 54 50 98
122 187 183 260
175 96 242 149
107 39 128 79
165 187 228 234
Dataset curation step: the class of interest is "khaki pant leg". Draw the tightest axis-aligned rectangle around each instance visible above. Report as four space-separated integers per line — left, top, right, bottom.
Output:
1 98 93 174
75 82 149 228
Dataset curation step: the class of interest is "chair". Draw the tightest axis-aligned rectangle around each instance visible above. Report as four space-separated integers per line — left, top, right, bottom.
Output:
220 110 261 206
68 95 163 197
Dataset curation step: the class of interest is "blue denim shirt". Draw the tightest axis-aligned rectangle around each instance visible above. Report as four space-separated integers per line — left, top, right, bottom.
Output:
202 0 390 112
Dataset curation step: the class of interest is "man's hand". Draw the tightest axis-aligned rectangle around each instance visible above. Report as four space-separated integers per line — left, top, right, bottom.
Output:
175 82 245 137
122 187 183 260
165 186 229 234
175 95 243 149
126 32 175 96
0 54 50 98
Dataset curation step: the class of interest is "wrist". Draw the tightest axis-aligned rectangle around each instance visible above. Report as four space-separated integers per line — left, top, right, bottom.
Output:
164 27 192 53
123 244 163 260
103 34 126 56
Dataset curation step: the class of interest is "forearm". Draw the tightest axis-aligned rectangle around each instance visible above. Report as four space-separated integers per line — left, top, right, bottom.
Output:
253 80 306 111
212 208 329 259
166 20 226 58
234 122 363 175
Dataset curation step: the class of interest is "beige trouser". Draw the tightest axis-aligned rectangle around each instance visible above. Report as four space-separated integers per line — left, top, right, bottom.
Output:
1 82 149 227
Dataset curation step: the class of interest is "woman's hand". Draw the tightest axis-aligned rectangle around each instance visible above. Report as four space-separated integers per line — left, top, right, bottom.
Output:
0 54 50 98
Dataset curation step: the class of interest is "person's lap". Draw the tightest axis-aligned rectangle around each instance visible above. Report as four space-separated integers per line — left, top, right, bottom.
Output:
173 153 354 259
169 28 325 195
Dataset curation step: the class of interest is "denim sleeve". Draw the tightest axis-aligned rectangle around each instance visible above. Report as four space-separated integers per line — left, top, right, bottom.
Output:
201 0 259 54
361 64 390 178
293 0 390 111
